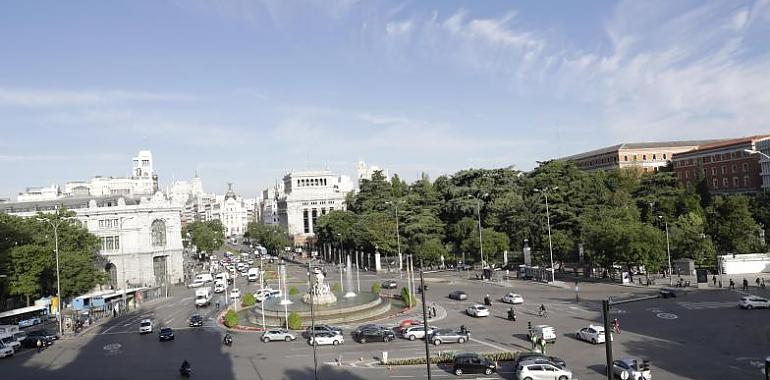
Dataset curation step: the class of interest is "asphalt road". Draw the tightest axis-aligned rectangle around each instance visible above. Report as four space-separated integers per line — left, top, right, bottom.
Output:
2 262 769 380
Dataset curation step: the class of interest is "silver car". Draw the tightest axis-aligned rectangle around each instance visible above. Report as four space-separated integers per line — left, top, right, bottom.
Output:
609 358 651 380
262 328 297 343
430 328 470 345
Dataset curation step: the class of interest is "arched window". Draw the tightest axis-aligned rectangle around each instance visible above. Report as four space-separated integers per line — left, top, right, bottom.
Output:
151 219 166 247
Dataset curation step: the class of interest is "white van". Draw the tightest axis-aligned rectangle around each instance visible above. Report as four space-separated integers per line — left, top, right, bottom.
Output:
254 288 275 302
247 268 260 282
195 273 214 283
0 341 13 358
0 333 20 353
214 280 226 294
528 324 557 343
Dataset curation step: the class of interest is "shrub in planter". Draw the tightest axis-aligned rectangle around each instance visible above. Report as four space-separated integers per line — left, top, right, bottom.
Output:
223 310 240 328
287 311 302 330
371 282 381 294
289 286 299 296
331 282 341 293
401 287 416 307
242 293 256 307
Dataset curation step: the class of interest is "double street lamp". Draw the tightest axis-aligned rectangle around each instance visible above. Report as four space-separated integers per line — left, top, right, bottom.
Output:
467 194 488 269
533 187 558 282
385 200 403 276
658 215 673 286
37 215 76 337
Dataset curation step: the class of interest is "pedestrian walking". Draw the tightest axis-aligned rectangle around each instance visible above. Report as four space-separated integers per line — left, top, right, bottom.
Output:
729 279 735 290
431 305 437 318
743 278 749 291
712 275 717 287
756 278 761 287
36 339 42 353
762 279 766 289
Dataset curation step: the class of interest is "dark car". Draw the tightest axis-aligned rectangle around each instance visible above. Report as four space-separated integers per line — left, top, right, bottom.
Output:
354 327 395 344
453 353 497 376
189 314 204 327
660 288 683 298
449 290 468 300
381 280 398 289
513 352 567 369
353 324 387 336
21 330 57 348
158 327 175 341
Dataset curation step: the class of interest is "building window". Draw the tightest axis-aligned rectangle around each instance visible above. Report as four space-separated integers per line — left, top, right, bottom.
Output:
744 176 750 187
303 209 309 234
151 219 167 247
643 155 647 160
102 236 120 251
743 163 749 172
624 155 628 161
723 178 729 187
663 153 667 159
652 154 657 160
684 171 689 179
733 177 740 187
711 167 716 176
633 155 637 161
721 166 726 175
713 178 718 189
732 164 737 173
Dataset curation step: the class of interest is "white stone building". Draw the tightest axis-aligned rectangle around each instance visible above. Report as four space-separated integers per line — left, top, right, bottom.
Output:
0 193 184 289
216 184 252 237
357 161 388 182
277 170 354 243
18 150 158 202
260 182 284 225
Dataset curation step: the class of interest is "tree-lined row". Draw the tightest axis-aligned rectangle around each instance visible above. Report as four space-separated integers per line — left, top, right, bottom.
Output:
0 211 106 307
314 161 769 273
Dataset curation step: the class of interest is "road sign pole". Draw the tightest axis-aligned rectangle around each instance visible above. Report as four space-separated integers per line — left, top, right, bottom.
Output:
603 299 613 380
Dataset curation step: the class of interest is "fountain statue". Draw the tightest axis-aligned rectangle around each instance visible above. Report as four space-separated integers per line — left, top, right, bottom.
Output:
303 267 337 305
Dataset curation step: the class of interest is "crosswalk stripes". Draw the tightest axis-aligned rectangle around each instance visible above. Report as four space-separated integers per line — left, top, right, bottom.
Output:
676 301 736 310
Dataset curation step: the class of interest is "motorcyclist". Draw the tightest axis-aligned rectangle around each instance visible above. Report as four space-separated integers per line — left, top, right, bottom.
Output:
612 318 621 333
180 360 191 376
223 333 233 346
538 304 547 317
484 294 491 306
507 307 516 321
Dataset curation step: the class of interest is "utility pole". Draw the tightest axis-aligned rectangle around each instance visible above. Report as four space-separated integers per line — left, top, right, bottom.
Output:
419 260 432 380
308 261 319 380
602 300 613 380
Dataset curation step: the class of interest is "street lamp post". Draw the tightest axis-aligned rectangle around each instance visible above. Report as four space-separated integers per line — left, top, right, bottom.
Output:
387 201 404 276
467 194 488 269
118 217 134 311
37 215 75 337
533 187 558 282
658 216 673 286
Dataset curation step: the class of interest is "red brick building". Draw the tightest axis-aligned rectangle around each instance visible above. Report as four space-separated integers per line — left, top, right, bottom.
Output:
671 135 770 194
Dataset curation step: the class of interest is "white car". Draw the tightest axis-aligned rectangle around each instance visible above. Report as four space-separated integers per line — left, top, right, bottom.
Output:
188 280 206 288
576 324 610 344
0 342 13 358
139 319 153 334
739 296 770 309
308 332 344 346
517 359 573 380
402 325 437 341
254 288 275 302
502 293 524 304
230 288 241 299
466 304 490 317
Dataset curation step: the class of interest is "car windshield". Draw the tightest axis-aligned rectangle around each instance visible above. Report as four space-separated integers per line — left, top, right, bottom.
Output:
141 321 151 326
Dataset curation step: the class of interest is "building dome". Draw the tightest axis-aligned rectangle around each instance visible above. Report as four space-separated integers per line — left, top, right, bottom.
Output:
224 183 237 201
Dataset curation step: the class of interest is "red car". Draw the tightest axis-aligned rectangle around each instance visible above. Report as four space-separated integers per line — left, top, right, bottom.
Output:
398 319 424 332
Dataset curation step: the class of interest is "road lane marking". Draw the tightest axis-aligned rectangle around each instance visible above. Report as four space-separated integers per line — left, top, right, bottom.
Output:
469 337 509 352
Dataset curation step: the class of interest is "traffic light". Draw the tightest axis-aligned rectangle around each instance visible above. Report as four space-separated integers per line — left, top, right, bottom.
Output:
642 360 650 371
527 321 532 331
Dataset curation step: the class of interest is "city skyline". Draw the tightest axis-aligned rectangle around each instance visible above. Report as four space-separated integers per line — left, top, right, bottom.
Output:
2 0 769 198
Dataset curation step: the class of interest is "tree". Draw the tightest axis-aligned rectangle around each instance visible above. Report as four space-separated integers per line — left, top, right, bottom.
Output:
314 210 357 247
706 196 763 254
349 171 392 213
413 238 447 265
460 228 509 264
287 312 302 330
185 220 225 256
670 212 716 266
245 223 289 255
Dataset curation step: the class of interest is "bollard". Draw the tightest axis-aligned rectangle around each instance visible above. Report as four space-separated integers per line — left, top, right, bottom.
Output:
382 351 388 364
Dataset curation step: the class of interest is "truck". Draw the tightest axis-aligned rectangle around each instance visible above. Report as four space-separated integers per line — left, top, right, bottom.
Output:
247 268 260 282
195 273 214 283
195 287 213 308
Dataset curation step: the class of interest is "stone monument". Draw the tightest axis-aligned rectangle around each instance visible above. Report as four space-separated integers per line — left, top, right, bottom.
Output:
303 267 337 305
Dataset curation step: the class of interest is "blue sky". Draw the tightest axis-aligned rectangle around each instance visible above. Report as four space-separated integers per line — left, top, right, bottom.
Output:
1 0 769 199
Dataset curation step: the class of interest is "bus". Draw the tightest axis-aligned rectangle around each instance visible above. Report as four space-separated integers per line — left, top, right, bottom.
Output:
0 305 50 328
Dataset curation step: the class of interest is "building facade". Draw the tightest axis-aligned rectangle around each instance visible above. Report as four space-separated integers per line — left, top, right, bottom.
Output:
0 193 184 290
757 139 770 191
260 182 283 225
560 140 720 173
217 184 252 237
671 135 770 194
277 170 354 243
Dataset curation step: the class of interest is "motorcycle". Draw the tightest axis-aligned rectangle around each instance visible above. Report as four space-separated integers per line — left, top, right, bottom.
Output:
507 309 516 321
223 334 233 347
179 361 192 377
484 297 492 307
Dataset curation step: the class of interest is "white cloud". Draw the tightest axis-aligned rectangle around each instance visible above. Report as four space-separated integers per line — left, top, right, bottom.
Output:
385 20 413 36
0 87 190 107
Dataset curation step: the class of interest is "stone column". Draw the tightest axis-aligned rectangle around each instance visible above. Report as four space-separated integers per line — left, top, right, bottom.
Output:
374 250 382 272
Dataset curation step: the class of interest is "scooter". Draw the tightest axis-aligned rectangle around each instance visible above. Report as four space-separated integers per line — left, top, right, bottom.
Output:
507 309 517 321
223 334 233 347
179 362 192 377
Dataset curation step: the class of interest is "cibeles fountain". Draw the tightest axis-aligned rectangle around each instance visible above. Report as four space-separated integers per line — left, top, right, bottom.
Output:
248 265 394 328
302 268 337 305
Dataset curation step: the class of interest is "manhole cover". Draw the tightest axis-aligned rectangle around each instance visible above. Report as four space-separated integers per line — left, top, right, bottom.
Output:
656 312 678 320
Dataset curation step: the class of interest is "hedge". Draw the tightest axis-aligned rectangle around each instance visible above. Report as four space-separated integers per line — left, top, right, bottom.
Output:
287 311 302 330
223 310 240 328
385 351 517 366
242 293 256 307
